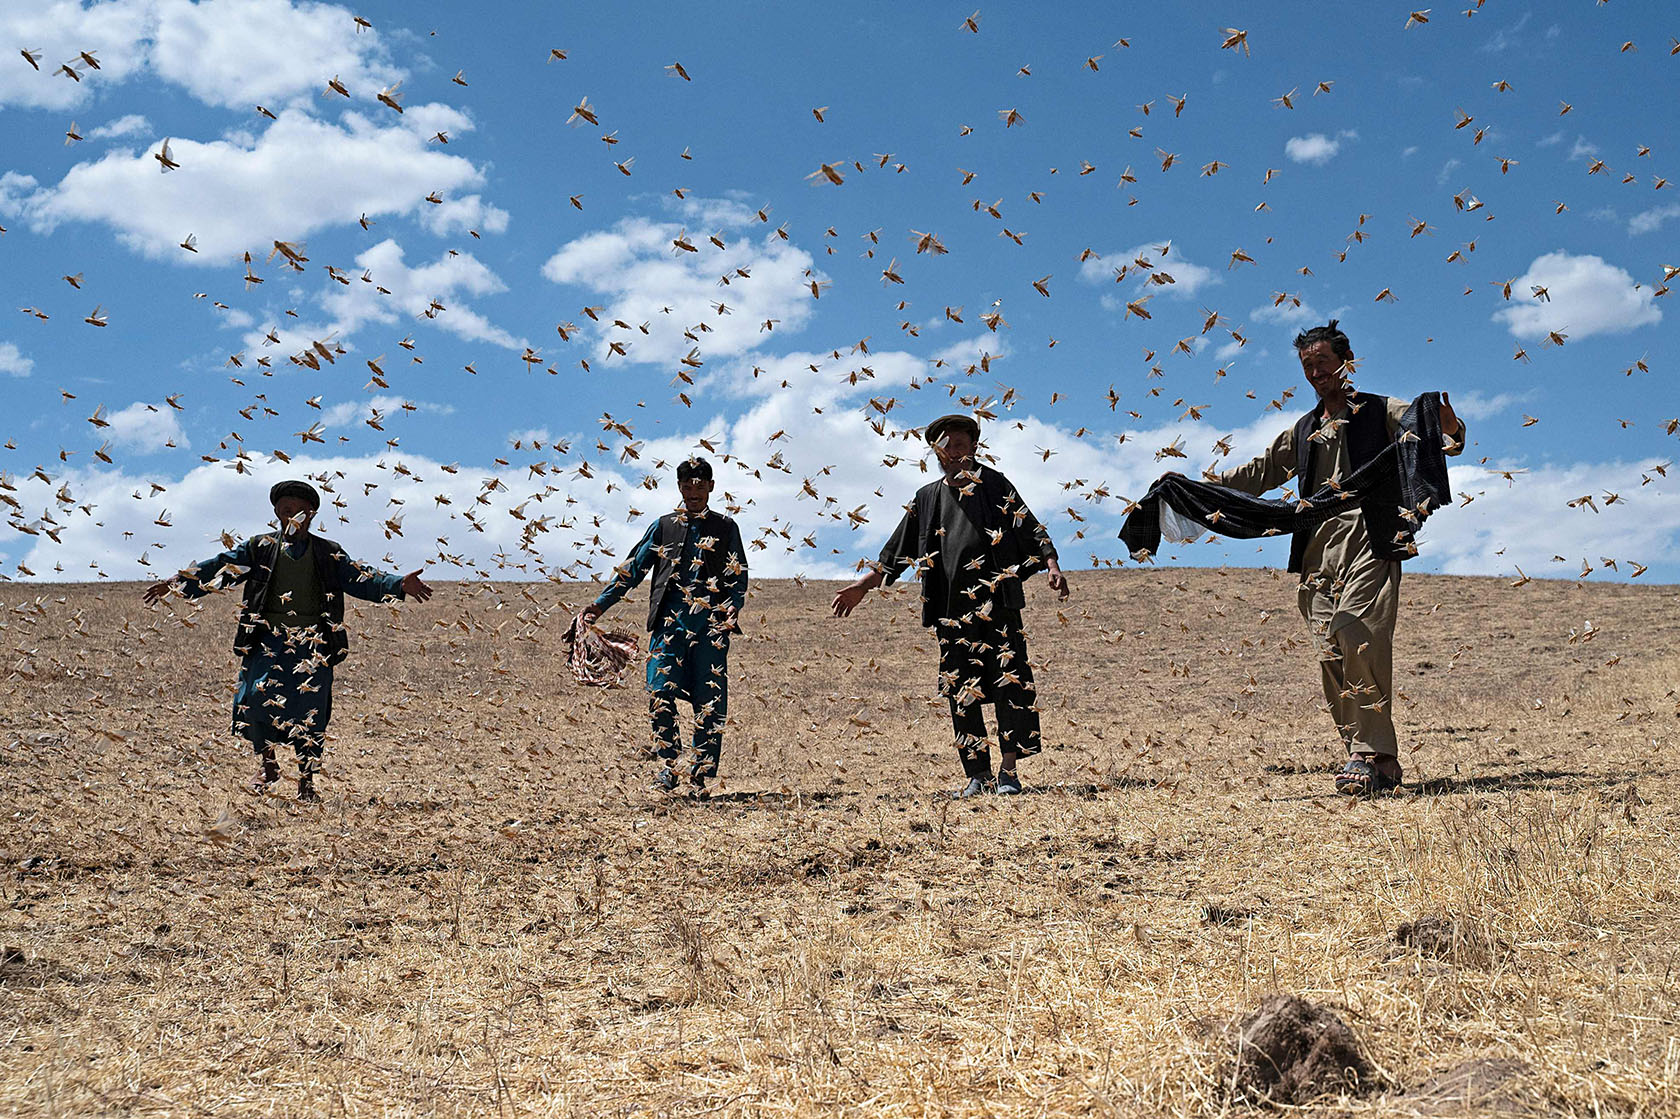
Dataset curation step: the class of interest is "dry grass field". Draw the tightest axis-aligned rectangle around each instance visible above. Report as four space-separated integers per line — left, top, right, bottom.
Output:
3 568 1678 1117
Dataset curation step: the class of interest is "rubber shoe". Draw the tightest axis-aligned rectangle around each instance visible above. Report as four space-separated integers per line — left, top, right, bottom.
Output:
957 777 986 799
653 767 678 792
995 772 1023 796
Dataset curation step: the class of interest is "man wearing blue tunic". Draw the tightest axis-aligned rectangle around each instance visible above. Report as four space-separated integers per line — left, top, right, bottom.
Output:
582 457 748 793
143 479 432 802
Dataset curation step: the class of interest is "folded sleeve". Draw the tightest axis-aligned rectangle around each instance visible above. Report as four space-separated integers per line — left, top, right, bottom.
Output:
334 550 407 602
174 537 261 599
876 501 920 586
592 520 661 613
1214 425 1297 496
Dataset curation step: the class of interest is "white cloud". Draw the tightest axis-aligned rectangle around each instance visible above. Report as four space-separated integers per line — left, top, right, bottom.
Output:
105 401 187 452
1250 299 1322 327
1424 462 1680 578
1491 251 1661 341
14 110 489 261
541 205 822 367
416 193 510 237
1536 130 1567 148
86 113 151 140
1077 241 1220 300
1479 11 1531 53
0 172 39 217
1568 136 1599 161
1447 390 1530 422
147 0 403 110
1436 158 1462 186
928 333 1009 371
0 0 152 111
1285 133 1340 165
507 427 551 448
0 0 402 113
318 239 525 350
318 394 454 429
0 341 33 377
1628 203 1680 237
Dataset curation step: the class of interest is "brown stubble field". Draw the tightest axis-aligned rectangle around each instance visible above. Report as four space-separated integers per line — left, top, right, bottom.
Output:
2 568 1679 1118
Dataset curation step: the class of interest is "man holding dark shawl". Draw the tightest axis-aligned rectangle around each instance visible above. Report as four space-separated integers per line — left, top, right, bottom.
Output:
831 415 1068 797
1128 322 1463 796
143 479 432 802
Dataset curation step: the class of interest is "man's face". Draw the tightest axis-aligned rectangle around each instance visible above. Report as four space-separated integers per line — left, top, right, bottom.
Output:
678 475 713 513
933 430 977 474
273 496 314 537
1298 340 1350 401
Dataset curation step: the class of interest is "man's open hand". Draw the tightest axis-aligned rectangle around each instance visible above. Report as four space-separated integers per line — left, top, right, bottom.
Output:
831 583 869 618
1045 559 1070 600
402 570 433 603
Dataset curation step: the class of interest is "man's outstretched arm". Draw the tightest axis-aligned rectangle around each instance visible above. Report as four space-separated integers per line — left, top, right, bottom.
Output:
581 521 660 623
832 502 915 617
1212 426 1297 496
142 537 259 604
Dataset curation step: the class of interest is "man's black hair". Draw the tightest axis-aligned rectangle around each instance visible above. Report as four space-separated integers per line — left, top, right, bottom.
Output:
1293 319 1354 362
676 456 712 482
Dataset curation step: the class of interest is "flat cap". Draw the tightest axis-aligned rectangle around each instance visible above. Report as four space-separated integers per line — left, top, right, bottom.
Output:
925 413 981 445
269 479 321 509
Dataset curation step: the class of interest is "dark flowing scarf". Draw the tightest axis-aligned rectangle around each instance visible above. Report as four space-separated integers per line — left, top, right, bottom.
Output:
1119 392 1450 560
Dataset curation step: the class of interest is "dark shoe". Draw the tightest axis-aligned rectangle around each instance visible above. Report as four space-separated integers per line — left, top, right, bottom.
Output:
957 777 986 799
995 771 1022 795
248 752 281 796
1334 755 1401 797
653 767 678 792
296 775 321 804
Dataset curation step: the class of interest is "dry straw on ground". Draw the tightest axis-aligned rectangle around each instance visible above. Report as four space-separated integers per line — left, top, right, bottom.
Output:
2 569 1678 1117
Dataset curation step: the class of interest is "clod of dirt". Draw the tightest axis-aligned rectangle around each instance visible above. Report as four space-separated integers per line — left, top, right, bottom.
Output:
1410 1057 1543 1117
1395 914 1509 966
1227 994 1374 1105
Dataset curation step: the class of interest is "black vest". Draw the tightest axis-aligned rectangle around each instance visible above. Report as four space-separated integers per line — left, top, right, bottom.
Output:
1287 393 1408 572
235 534 348 663
640 511 736 631
909 465 1044 626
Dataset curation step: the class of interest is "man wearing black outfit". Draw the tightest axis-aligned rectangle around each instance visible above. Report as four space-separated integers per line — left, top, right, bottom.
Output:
831 415 1068 796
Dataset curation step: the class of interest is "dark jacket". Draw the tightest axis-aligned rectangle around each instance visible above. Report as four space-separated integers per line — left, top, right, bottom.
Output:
1118 392 1452 569
177 532 405 664
1288 391 1411 570
592 509 750 632
879 463 1058 628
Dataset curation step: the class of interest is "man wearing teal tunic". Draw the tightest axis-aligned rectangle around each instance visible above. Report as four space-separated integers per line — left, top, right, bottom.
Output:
143 480 433 802
582 458 748 793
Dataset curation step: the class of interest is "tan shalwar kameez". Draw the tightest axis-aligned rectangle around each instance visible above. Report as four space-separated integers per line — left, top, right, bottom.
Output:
1216 397 1465 758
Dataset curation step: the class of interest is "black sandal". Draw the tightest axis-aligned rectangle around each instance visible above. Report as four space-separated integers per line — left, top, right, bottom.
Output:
1334 756 1400 797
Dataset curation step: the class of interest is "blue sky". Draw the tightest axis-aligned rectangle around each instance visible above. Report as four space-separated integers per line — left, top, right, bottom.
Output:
1 0 1675 585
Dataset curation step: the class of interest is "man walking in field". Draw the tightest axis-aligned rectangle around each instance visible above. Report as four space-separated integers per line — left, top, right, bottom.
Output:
581 457 748 793
142 479 432 802
831 414 1068 797
1205 321 1464 796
